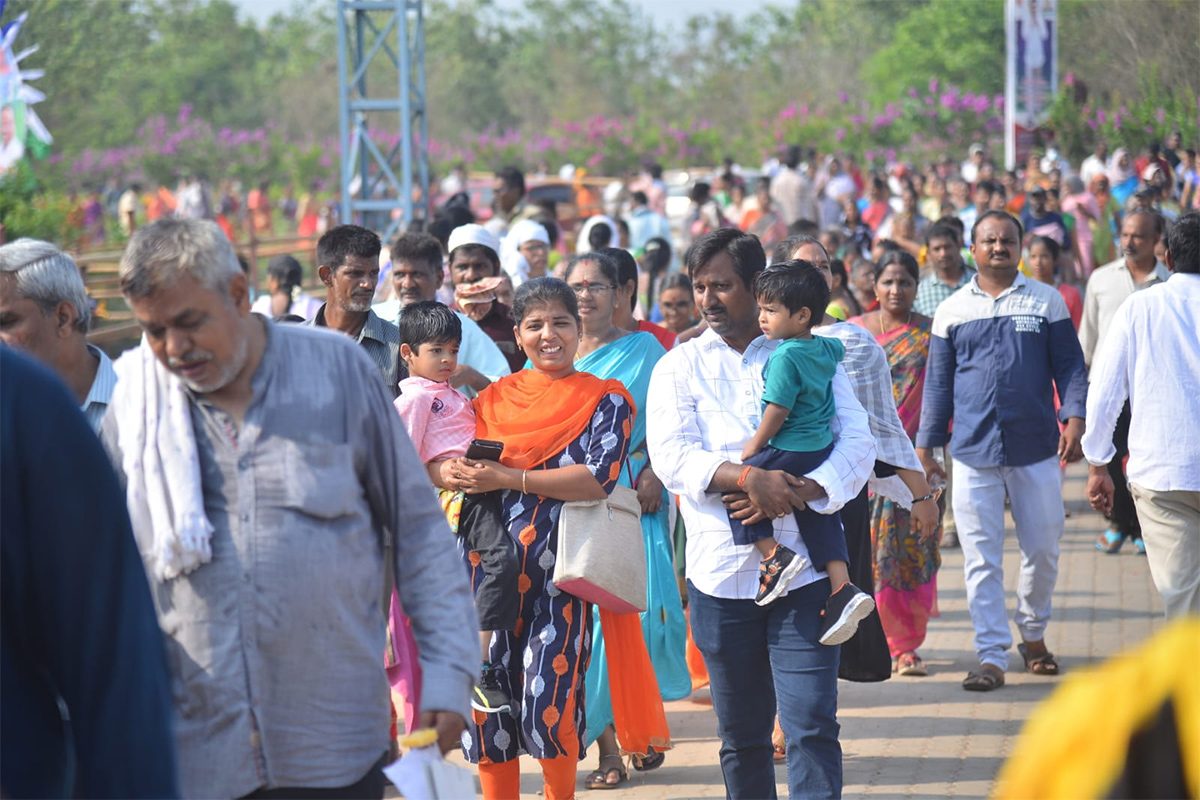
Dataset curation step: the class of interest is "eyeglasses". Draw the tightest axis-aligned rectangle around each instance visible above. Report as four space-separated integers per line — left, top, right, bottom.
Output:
568 282 616 296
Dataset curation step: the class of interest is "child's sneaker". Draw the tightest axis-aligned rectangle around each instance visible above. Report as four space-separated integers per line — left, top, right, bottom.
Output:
471 663 512 714
754 544 805 606
818 583 876 645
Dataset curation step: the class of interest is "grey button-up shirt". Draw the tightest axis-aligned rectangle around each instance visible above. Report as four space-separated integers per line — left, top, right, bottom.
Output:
102 321 476 798
303 305 402 396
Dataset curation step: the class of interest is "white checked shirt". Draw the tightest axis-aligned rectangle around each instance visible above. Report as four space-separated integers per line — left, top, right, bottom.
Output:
815 322 924 499
647 327 876 600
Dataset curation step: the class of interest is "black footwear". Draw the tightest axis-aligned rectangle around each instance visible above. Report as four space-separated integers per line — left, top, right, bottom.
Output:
471 664 512 714
818 583 875 645
754 544 805 606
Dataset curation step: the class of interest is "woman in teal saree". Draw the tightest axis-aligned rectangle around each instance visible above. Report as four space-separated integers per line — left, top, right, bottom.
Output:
565 252 690 787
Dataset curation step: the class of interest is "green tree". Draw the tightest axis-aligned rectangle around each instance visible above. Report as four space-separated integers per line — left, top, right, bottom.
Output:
861 0 1005 106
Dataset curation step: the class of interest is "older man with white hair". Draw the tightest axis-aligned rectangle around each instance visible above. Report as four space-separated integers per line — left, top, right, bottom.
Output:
101 217 477 798
0 239 116 431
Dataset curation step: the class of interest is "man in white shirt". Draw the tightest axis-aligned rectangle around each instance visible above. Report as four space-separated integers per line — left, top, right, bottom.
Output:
372 231 509 395
1080 140 1109 187
1084 212 1200 618
0 239 116 432
118 183 143 236
771 145 820 227
647 228 874 799
1079 211 1169 554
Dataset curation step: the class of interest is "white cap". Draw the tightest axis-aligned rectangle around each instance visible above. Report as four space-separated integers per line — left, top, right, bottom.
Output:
447 223 500 256
506 218 550 246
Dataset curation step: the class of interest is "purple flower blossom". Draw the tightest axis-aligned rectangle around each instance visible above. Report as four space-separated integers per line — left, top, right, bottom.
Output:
1155 107 1166 125
837 91 849 104
835 127 846 142
929 78 939 94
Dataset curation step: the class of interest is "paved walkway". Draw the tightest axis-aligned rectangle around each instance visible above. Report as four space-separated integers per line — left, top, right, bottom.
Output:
429 462 1163 798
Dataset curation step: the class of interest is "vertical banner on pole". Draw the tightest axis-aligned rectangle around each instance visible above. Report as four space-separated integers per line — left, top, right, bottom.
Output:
1005 0 1057 171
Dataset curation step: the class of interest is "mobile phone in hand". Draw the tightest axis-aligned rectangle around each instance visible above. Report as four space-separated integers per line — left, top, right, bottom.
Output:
465 438 504 462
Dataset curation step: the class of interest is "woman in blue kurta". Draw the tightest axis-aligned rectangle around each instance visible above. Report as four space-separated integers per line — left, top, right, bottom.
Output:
565 252 690 788
435 277 632 800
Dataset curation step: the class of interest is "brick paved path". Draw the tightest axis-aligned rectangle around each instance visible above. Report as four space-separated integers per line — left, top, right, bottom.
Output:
425 463 1163 798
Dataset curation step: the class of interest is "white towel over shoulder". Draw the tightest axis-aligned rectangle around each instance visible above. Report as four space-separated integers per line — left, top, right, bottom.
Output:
112 339 214 581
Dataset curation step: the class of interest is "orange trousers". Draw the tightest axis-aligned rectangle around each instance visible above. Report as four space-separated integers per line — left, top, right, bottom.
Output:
477 691 580 800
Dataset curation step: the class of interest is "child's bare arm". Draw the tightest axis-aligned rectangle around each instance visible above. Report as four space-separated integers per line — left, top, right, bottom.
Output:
742 403 792 459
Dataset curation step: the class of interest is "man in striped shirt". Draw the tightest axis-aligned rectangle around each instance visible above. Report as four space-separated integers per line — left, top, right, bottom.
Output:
0 239 117 432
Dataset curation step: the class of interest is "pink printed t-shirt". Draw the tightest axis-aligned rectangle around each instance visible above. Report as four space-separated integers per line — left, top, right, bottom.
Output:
393 376 476 464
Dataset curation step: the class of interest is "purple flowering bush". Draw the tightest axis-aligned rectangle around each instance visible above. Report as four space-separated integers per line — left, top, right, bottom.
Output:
38 76 1198 203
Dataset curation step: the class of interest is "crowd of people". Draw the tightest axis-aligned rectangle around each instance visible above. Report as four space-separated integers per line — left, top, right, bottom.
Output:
2 132 1199 800
70 176 334 247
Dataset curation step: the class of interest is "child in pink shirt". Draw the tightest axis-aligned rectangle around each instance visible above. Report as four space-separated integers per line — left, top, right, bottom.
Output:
394 301 517 714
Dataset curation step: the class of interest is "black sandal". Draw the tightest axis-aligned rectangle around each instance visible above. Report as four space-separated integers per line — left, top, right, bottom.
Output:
962 664 1005 692
632 746 665 772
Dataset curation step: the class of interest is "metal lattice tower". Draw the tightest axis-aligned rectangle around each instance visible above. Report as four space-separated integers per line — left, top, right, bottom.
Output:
336 0 429 242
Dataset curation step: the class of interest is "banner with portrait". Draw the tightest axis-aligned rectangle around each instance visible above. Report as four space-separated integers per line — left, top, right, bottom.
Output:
1 1 52 177
1004 0 1057 170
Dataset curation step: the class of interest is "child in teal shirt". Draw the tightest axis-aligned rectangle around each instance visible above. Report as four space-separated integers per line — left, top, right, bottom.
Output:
730 260 875 645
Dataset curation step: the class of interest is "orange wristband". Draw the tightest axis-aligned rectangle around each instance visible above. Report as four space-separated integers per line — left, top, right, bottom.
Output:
737 465 753 489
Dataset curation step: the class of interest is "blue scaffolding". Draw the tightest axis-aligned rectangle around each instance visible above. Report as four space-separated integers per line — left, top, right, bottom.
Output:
335 0 429 242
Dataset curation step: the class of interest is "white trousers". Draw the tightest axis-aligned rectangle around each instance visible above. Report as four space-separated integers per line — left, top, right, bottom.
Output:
1130 484 1200 619
953 456 1064 669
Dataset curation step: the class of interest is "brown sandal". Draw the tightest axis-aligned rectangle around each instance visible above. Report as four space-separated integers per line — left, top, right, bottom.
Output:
1018 642 1060 675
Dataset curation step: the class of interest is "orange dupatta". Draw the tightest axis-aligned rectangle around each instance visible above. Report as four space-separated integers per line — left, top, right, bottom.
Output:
472 370 634 470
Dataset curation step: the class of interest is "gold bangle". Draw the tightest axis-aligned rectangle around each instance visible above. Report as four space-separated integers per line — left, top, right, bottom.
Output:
522 469 528 494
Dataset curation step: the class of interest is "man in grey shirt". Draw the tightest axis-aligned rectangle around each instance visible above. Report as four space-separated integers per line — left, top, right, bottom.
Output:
305 224 403 397
103 218 477 798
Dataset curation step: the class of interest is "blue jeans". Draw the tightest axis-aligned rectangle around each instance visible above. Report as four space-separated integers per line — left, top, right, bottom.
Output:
688 579 841 799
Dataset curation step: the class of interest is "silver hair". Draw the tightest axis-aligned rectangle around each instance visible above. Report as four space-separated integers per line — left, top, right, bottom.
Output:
119 217 240 298
0 238 93 332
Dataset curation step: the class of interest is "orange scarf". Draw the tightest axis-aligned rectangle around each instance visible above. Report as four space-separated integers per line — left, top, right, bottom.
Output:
473 370 635 470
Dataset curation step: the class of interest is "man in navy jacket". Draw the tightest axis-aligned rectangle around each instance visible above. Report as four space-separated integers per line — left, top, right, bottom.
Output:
915 210 1087 693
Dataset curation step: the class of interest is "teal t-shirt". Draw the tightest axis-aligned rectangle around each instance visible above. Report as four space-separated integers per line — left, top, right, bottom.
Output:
760 336 845 452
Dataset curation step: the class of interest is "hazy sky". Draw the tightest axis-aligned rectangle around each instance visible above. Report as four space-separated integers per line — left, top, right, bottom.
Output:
232 0 770 28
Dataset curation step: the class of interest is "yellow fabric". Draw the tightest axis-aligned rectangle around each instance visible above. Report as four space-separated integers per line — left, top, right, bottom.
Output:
993 617 1200 799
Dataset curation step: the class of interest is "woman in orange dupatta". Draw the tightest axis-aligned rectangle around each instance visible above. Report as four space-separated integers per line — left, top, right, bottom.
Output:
434 277 635 800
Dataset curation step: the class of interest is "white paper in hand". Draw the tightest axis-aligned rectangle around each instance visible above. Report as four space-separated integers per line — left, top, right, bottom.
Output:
383 747 476 799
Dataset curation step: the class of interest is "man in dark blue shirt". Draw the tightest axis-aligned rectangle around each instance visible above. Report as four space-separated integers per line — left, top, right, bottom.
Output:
1 348 178 798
